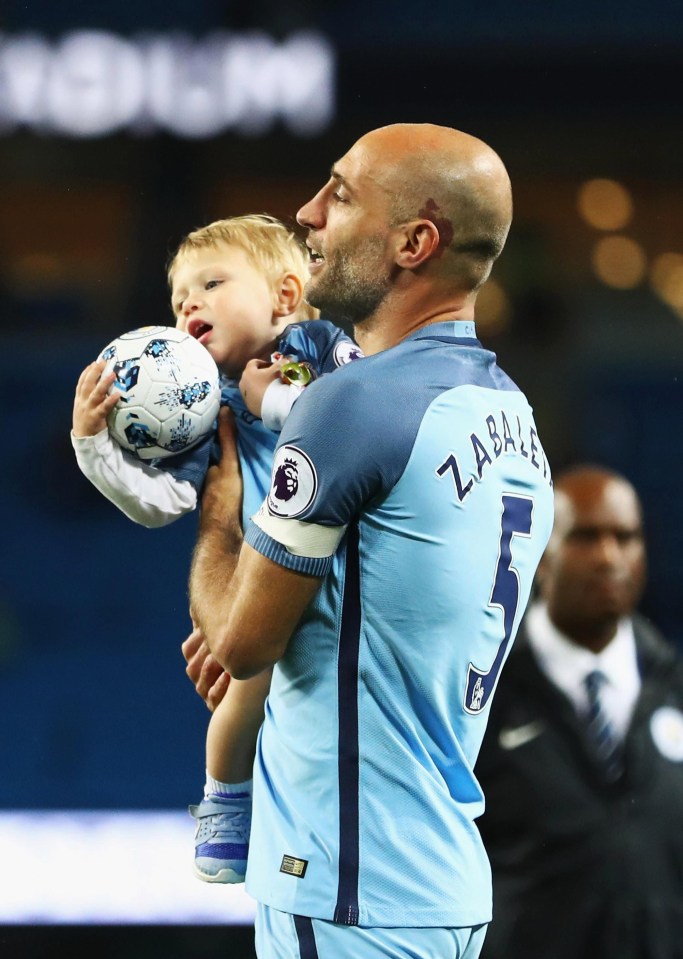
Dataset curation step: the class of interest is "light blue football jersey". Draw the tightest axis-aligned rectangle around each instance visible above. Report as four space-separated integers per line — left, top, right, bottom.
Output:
160 320 361 527
244 320 554 928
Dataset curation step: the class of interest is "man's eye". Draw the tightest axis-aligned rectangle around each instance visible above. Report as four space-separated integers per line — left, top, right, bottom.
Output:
332 191 348 203
569 530 598 544
617 531 642 545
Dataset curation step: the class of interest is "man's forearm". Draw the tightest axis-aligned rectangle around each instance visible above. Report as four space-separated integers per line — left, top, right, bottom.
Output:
190 525 322 680
188 407 302 680
188 517 243 669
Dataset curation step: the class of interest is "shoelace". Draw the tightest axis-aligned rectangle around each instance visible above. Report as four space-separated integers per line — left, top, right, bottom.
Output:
196 808 250 842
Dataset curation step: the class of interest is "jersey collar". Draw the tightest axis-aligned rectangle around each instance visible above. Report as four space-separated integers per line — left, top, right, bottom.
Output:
406 319 479 343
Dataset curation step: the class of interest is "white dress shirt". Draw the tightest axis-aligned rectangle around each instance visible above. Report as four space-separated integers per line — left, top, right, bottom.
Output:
525 601 641 741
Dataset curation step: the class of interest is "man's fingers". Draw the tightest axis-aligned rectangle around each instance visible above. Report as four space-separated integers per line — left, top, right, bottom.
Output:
207 671 232 712
184 637 223 697
200 652 224 686
185 653 207 695
194 654 225 702
181 623 230 711
183 631 212 686
216 406 237 450
211 407 241 482
181 626 204 663
184 643 210 685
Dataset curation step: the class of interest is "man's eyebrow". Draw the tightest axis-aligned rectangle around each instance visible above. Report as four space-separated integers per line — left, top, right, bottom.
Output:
330 167 351 189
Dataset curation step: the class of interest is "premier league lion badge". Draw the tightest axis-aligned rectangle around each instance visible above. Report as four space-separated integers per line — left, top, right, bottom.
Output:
267 445 318 518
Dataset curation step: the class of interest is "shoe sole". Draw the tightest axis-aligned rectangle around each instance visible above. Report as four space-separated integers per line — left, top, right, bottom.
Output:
193 863 246 884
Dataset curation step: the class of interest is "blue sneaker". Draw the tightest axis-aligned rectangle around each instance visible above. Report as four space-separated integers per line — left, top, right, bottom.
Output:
189 795 251 883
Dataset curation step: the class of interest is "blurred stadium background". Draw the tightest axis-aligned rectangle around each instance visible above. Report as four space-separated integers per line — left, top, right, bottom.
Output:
1 1 682 955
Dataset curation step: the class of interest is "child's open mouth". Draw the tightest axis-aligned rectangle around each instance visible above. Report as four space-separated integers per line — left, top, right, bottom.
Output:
187 318 213 344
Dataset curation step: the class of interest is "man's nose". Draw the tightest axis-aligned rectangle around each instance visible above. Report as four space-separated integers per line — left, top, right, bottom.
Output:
594 532 622 565
297 187 326 229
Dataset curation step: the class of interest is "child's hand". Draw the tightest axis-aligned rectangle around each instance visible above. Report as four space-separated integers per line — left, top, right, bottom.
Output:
72 360 120 438
239 356 292 418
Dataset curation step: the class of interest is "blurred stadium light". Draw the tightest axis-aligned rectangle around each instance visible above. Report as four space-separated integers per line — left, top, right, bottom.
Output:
0 811 256 924
0 30 335 138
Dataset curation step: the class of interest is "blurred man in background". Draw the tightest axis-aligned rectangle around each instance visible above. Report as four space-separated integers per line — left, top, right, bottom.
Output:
477 465 683 959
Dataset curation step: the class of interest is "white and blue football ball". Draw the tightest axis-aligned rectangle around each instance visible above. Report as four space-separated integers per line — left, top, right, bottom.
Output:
99 325 221 460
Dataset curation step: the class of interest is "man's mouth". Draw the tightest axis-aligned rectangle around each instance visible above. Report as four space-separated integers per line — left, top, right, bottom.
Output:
187 317 213 344
307 244 325 272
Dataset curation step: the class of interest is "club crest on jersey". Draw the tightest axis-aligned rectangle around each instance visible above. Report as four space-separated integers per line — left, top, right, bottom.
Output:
333 341 364 366
650 706 683 762
267 445 317 518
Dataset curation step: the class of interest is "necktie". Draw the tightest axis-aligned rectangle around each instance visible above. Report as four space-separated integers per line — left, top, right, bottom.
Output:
583 669 622 781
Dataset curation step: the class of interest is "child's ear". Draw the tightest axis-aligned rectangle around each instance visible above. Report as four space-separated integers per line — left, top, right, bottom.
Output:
273 272 304 319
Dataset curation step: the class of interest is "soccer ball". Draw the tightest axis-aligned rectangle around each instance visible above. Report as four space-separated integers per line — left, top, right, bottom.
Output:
99 325 221 460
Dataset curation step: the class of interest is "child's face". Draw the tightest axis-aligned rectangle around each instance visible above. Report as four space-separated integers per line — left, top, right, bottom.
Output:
171 244 285 377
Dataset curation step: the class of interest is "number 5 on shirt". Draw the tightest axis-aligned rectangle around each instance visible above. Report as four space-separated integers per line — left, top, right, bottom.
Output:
464 494 534 715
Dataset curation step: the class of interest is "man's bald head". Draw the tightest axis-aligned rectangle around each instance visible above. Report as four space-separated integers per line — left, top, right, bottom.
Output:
296 122 514 337
539 465 646 651
550 466 643 546
356 124 513 289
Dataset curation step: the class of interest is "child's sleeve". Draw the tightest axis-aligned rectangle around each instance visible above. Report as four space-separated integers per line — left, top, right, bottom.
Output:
260 379 304 432
261 321 364 432
71 428 198 528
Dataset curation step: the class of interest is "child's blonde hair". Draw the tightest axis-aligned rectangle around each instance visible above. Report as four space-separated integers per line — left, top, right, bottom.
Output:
168 214 318 322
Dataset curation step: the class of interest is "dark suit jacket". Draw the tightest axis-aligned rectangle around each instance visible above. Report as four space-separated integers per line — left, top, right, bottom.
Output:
476 613 683 959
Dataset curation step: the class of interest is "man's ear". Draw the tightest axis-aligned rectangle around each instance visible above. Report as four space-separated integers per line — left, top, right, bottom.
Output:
394 220 441 270
273 271 304 319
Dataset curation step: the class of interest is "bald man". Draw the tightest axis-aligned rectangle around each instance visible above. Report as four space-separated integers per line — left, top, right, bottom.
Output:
476 466 683 959
185 124 554 958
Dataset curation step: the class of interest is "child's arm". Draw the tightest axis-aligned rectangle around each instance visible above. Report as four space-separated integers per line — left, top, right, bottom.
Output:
72 360 198 527
239 356 304 430
72 430 198 527
242 320 364 429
